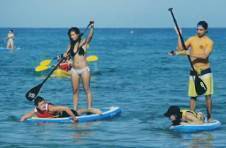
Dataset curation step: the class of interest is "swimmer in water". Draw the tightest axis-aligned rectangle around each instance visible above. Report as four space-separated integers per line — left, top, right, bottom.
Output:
6 30 15 49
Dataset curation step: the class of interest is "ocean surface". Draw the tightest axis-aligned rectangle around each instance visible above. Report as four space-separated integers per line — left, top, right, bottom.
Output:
0 28 226 147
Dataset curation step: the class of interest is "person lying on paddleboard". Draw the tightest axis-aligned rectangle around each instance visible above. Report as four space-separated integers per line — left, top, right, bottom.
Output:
164 105 205 125
20 96 102 122
169 21 214 122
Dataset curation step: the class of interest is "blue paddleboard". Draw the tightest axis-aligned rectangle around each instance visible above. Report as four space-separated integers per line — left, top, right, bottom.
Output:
0 47 20 50
170 120 221 133
0 47 9 50
26 106 121 123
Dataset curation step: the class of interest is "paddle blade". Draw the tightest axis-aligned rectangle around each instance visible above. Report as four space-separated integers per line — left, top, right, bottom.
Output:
40 59 52 66
35 65 50 72
194 76 207 96
25 83 43 101
86 55 98 62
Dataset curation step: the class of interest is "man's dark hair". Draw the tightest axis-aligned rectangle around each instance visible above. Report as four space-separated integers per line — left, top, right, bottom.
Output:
197 21 208 30
34 96 45 106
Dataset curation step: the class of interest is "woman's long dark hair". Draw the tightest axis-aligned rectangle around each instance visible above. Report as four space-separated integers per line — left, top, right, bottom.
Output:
68 27 81 54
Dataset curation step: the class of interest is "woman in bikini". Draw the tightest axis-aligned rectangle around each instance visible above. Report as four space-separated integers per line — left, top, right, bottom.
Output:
64 20 98 111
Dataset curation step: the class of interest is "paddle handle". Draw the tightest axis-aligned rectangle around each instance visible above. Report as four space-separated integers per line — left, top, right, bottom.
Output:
168 8 198 76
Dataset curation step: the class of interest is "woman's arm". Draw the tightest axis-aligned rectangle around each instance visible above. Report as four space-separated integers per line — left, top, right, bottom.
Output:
12 34 15 40
85 22 94 45
63 42 79 58
80 21 94 49
63 45 71 58
20 111 35 122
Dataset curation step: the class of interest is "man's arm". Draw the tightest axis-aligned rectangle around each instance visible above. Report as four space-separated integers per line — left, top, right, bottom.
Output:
20 111 35 122
174 28 191 51
169 49 190 56
177 36 184 51
49 106 77 122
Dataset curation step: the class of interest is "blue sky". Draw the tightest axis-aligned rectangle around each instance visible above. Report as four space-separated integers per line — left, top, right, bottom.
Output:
0 0 225 28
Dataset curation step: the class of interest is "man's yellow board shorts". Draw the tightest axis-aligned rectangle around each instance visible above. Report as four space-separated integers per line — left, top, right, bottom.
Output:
188 68 213 97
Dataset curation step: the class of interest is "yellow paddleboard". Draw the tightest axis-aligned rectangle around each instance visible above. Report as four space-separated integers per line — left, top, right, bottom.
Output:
86 55 98 62
52 68 71 77
35 65 49 72
40 59 52 66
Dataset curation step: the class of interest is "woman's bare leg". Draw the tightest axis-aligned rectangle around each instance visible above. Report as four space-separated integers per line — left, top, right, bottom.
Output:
71 72 80 110
81 69 93 109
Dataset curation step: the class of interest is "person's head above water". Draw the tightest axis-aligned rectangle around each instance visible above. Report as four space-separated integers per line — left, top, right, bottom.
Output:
164 105 182 125
34 96 47 111
196 21 208 37
68 27 80 42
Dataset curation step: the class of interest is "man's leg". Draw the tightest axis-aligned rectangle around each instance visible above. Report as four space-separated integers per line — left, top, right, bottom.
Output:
190 97 197 111
205 95 212 120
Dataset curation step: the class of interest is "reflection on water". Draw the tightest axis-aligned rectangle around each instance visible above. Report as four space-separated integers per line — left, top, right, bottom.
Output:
183 133 214 148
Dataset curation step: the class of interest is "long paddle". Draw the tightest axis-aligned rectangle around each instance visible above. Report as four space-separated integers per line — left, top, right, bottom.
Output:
168 8 207 96
25 22 93 101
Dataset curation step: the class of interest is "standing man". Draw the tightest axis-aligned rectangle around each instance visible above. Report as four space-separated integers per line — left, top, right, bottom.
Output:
6 29 15 49
169 21 214 121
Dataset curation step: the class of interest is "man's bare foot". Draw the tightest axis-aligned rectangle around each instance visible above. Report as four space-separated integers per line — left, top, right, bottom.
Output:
208 118 214 123
197 112 205 122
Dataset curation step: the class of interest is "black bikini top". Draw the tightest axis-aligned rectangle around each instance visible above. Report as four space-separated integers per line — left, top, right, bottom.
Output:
70 46 85 57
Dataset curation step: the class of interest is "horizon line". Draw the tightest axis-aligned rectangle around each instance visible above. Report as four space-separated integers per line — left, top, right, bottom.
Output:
0 27 226 29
